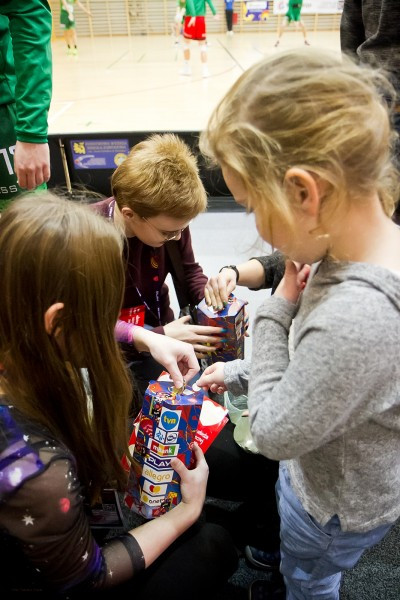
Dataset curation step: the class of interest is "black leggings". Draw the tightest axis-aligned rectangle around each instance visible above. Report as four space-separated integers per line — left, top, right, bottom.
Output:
225 8 233 31
14 522 237 600
205 420 281 550
95 522 238 600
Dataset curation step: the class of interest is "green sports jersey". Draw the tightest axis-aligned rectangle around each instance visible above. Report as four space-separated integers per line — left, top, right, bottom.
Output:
60 0 76 16
0 0 52 144
185 0 217 17
0 1 51 203
60 0 76 26
286 0 303 22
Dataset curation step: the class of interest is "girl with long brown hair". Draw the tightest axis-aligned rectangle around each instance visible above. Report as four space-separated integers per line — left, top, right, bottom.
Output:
0 193 237 598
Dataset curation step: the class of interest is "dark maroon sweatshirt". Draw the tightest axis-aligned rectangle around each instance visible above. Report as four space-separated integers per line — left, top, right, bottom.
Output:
92 197 207 337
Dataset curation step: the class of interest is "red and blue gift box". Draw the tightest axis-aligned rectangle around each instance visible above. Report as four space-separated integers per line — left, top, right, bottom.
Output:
197 294 246 364
124 380 203 519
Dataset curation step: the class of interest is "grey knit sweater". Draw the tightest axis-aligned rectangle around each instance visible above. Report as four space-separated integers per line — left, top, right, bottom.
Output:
340 0 400 96
225 260 400 532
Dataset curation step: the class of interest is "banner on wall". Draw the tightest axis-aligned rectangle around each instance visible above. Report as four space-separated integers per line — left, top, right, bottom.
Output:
243 1 271 22
70 139 129 170
273 0 343 14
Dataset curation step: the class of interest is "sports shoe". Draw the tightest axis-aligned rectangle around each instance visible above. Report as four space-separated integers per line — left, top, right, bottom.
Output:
245 546 281 571
248 579 285 600
180 62 191 76
304 39 310 46
274 40 280 48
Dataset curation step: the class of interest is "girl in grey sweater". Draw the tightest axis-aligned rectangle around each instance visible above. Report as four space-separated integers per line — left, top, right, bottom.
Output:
198 48 400 599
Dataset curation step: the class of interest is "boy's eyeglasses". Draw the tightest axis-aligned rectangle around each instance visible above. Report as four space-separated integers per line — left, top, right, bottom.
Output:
142 217 191 242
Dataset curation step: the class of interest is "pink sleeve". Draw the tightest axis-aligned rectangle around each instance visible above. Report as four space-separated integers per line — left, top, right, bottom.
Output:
115 320 137 345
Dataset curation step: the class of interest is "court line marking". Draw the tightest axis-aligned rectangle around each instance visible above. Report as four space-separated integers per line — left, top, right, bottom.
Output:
217 39 246 72
48 102 74 125
106 50 130 69
54 65 239 104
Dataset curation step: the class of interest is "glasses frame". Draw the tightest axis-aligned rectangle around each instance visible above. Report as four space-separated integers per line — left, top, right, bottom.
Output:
141 217 191 242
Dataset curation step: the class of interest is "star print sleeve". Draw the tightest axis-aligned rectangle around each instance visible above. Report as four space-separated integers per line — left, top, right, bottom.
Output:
0 414 145 592
0 450 146 590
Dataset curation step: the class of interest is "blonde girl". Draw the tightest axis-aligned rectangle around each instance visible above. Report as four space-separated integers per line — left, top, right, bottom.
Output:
198 48 400 598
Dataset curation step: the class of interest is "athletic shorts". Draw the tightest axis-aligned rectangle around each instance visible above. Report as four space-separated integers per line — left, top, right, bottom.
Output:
183 16 206 41
0 103 46 210
286 6 302 22
60 9 75 29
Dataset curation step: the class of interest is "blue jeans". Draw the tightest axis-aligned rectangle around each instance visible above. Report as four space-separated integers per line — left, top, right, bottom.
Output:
277 463 394 600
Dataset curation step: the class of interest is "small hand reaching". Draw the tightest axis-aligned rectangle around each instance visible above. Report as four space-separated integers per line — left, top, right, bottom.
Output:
171 443 208 519
204 268 237 311
275 260 311 304
196 362 227 395
133 327 200 387
164 316 225 358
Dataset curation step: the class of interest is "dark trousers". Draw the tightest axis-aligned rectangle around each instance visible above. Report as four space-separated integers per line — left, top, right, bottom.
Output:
37 522 238 600
206 420 281 551
225 8 233 31
96 522 238 600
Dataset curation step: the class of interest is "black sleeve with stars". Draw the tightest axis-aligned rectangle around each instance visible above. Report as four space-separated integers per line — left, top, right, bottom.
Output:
0 405 145 594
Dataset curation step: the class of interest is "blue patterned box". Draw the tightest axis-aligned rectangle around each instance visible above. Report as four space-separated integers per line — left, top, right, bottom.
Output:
125 380 203 519
196 294 246 364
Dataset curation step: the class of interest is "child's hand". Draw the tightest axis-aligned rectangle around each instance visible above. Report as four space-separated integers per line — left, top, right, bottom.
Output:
133 327 199 387
275 260 310 304
197 362 227 394
171 443 208 519
188 16 196 27
164 317 225 358
204 268 237 311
